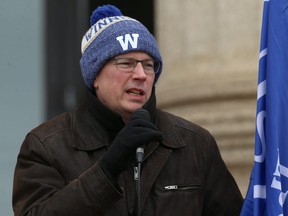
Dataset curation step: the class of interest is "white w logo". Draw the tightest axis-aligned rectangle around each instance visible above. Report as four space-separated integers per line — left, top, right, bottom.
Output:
116 34 139 51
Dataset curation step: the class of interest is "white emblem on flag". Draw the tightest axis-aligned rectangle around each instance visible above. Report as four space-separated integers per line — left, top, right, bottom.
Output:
271 152 288 207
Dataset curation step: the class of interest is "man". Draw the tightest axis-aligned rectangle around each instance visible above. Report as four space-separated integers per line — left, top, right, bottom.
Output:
13 4 243 216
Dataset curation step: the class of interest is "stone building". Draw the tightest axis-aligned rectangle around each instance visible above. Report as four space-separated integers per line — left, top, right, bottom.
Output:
154 0 263 195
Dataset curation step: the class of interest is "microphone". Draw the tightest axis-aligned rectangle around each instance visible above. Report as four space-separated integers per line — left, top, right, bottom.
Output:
131 108 151 163
131 108 151 216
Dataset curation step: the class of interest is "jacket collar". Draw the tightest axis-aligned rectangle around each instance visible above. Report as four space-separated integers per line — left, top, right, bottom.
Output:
155 109 186 149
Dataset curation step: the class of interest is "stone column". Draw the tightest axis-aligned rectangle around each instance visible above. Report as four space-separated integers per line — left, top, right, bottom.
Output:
155 0 263 195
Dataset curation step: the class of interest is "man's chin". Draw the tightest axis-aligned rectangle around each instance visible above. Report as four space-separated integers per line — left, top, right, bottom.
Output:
123 104 144 113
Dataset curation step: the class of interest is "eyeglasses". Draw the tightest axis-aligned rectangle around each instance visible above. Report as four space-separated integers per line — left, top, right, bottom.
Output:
110 58 160 74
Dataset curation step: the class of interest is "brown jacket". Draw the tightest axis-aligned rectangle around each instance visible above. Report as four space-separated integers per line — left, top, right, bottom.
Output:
13 103 243 216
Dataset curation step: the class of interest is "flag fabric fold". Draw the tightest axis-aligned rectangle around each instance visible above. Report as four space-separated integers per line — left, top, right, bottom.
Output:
241 0 288 215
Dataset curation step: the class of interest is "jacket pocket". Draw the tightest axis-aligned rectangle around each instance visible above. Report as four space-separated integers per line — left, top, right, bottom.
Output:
146 182 204 216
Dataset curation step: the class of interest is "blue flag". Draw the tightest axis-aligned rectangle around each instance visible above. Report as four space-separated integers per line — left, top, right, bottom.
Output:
241 0 288 215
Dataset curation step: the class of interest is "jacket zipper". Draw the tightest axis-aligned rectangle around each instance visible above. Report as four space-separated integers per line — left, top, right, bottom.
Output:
164 184 201 191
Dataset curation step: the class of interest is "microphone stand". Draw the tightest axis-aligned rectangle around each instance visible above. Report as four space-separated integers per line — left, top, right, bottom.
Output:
135 147 144 216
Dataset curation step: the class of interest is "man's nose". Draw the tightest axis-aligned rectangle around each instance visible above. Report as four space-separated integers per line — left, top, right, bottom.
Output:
132 62 147 79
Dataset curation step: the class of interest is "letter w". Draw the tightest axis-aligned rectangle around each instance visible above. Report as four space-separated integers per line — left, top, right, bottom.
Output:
116 34 139 51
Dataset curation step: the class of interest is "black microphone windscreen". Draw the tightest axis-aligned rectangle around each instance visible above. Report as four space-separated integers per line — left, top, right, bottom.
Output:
131 108 151 122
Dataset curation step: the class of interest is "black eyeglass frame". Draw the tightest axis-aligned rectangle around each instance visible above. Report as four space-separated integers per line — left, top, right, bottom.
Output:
110 57 161 74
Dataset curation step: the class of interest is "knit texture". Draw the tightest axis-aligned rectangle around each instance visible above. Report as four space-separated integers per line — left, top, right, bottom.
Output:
80 5 163 90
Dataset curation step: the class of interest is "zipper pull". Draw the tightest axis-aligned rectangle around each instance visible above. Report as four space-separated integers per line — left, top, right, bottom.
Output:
134 167 139 180
164 185 178 190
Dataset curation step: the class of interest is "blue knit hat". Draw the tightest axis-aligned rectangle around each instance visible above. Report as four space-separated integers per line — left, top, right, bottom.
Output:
80 5 163 90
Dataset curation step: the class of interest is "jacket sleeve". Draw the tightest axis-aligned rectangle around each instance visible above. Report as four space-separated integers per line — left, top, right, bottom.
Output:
12 133 123 216
203 135 243 216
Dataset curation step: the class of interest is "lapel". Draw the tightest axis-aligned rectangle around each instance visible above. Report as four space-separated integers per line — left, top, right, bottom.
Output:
121 143 172 215
137 109 186 213
140 145 172 213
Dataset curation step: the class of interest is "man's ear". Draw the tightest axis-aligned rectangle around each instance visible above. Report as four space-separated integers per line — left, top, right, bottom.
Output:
93 78 99 89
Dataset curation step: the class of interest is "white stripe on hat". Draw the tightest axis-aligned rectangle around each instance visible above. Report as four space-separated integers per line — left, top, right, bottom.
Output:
81 16 138 54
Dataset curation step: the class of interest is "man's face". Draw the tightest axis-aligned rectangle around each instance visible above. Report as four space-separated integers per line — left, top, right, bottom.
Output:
93 51 156 119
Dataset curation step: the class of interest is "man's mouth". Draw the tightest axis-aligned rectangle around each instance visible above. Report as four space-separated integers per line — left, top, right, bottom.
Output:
126 88 145 96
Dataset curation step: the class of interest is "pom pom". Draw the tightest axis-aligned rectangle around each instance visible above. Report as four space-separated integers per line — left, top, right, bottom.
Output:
90 5 123 26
